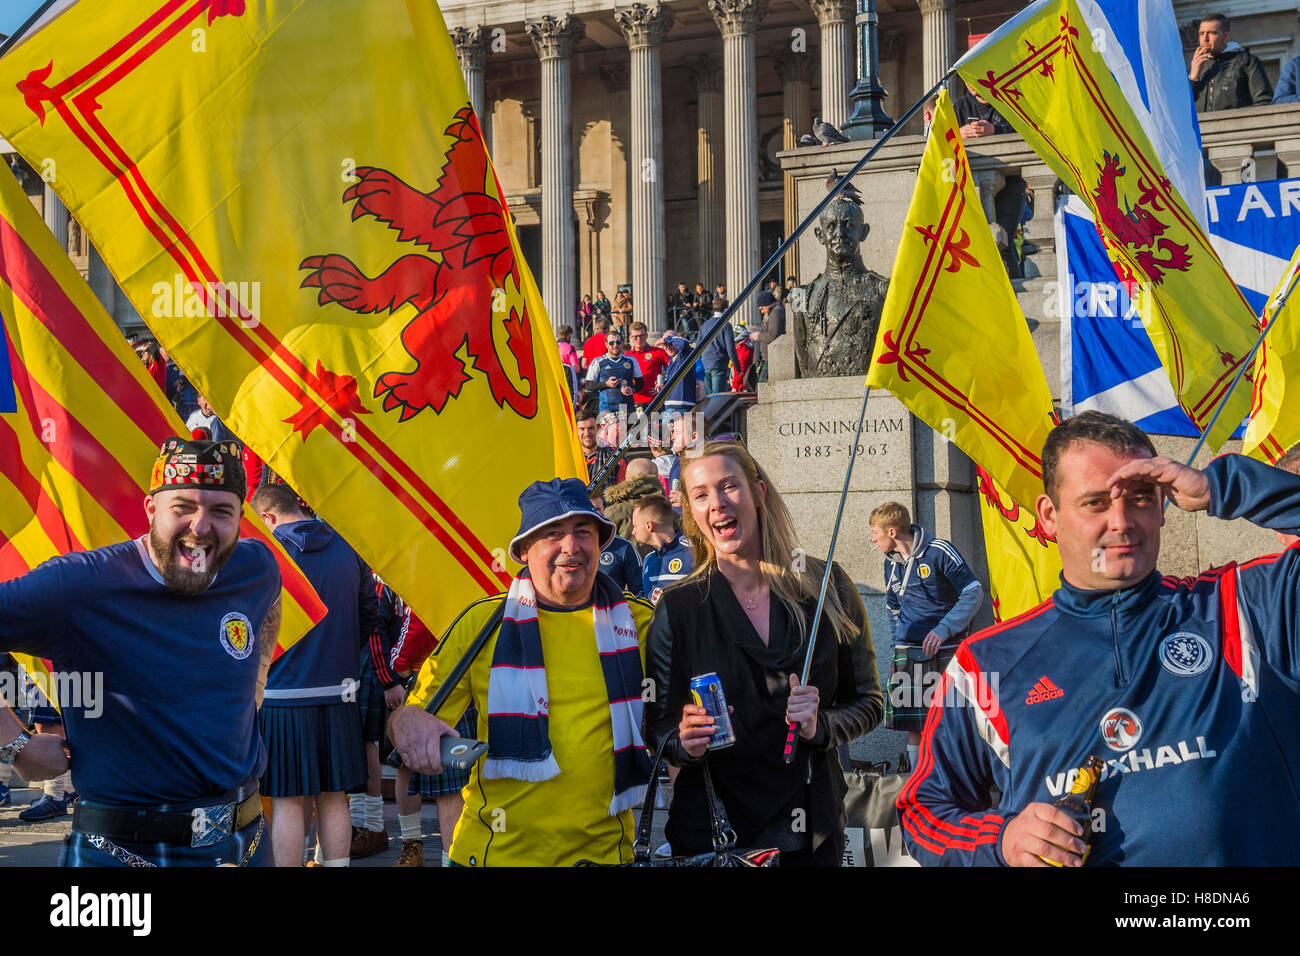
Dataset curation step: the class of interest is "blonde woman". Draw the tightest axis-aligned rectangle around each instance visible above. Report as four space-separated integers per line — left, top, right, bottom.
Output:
643 442 882 865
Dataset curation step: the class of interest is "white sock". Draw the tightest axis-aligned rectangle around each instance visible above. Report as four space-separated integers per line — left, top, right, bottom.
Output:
349 793 365 829
0 763 12 786
364 794 384 832
399 811 422 843
440 850 451 867
44 771 69 800
320 857 349 867
906 745 920 769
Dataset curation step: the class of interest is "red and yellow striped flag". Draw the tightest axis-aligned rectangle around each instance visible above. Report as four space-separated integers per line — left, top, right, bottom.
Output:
0 0 583 638
0 165 325 707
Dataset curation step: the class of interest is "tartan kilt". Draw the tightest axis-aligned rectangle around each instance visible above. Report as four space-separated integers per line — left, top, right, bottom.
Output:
356 655 388 744
883 645 957 733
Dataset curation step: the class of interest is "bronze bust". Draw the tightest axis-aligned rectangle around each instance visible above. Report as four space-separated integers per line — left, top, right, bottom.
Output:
793 197 889 378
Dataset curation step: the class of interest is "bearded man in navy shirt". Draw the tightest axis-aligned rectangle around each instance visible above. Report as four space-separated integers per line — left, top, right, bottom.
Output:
0 437 282 866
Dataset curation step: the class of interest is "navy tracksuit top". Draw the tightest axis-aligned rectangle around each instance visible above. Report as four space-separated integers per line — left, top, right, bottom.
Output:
901 454 1300 866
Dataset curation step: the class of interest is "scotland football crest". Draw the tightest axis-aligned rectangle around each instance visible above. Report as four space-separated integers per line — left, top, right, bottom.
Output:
219 612 255 660
1159 632 1212 678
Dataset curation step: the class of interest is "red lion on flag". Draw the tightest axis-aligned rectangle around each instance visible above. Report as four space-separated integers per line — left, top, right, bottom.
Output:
1091 152 1191 285
300 107 537 421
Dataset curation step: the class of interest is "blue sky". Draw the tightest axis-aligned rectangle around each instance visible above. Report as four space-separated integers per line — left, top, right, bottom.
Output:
0 2 51 37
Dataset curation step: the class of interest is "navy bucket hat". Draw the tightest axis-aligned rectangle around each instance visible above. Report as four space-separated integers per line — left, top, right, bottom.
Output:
508 477 616 563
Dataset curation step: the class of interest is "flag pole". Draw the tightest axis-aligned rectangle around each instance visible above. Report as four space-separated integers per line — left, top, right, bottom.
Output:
1170 273 1299 501
0 0 59 59
587 72 954 493
782 383 872 764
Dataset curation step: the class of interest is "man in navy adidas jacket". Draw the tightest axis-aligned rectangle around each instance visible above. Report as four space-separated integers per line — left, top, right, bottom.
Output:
900 411 1300 866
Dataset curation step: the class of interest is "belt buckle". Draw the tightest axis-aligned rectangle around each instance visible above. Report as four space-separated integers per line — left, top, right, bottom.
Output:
191 801 235 848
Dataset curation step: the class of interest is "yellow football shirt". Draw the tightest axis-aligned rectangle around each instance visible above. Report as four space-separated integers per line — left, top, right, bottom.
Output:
408 593 655 867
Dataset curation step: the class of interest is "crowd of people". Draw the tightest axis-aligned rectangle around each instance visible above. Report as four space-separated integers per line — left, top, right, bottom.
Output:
556 277 790 435
5 389 1300 867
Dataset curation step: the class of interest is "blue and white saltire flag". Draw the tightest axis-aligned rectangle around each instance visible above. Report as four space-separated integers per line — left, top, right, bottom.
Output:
1060 180 1300 435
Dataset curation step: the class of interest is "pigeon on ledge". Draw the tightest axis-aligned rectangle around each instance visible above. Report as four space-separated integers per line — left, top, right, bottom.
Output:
813 117 850 145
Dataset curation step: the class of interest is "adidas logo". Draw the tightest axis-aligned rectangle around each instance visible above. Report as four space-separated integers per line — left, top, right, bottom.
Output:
1025 677 1064 705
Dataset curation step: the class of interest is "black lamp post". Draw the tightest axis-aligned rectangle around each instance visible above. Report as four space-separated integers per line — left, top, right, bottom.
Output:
841 0 894 140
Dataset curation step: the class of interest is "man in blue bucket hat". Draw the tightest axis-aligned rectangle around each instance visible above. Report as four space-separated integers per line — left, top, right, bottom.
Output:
389 477 656 866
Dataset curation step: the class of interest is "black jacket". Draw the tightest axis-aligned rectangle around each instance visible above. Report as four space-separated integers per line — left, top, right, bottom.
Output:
1192 46 1273 112
952 92 1014 135
644 563 882 858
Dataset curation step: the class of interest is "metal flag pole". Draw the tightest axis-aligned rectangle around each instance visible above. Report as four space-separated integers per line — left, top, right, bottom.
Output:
1167 269 1300 507
782 383 872 764
0 1 59 59
587 71 953 493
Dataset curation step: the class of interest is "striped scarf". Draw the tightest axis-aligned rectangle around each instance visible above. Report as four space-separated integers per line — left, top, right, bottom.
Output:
486 571 651 815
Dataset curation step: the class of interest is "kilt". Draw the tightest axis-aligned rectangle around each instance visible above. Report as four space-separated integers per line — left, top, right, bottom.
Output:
408 707 478 799
259 701 367 797
356 655 387 744
883 644 957 733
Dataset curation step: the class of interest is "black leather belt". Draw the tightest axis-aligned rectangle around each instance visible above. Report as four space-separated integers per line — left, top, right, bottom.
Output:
73 789 262 847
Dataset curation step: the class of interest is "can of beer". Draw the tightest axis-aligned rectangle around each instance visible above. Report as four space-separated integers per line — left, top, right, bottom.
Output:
689 672 736 749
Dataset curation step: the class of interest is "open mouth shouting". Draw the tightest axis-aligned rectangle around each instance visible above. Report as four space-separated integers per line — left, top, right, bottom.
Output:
712 516 740 541
176 536 215 570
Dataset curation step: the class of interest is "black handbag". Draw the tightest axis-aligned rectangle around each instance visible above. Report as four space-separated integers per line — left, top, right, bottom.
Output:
578 734 780 867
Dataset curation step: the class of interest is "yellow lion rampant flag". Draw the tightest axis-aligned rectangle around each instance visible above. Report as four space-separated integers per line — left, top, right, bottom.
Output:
0 166 325 709
1243 246 1300 463
867 89 1056 510
0 1 583 636
976 468 1062 621
954 0 1258 451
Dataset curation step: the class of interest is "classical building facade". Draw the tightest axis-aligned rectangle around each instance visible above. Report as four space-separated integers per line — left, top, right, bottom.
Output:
445 0 1300 334
444 0 1029 334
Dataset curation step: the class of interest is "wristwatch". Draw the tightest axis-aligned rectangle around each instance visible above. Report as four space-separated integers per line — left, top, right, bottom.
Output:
0 731 30 765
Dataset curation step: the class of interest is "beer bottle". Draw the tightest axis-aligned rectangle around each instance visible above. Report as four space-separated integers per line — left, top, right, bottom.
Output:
1042 755 1103 866
896 749 911 774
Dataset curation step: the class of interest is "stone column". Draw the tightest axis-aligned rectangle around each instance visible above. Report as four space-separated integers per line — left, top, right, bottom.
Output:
920 0 956 94
526 14 585 331
686 55 725 291
709 0 765 333
810 0 853 129
1207 143 1255 186
43 184 68 250
1020 163 1059 279
600 62 632 295
616 2 675 334
1276 137 1300 179
972 168 1008 247
451 26 491 124
771 47 815 282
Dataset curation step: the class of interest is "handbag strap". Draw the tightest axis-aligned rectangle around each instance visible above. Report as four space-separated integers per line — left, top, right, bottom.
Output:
699 757 738 855
632 734 674 860
632 732 739 860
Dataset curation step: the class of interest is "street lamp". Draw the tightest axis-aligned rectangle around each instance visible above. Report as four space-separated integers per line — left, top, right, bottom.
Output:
841 0 894 140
